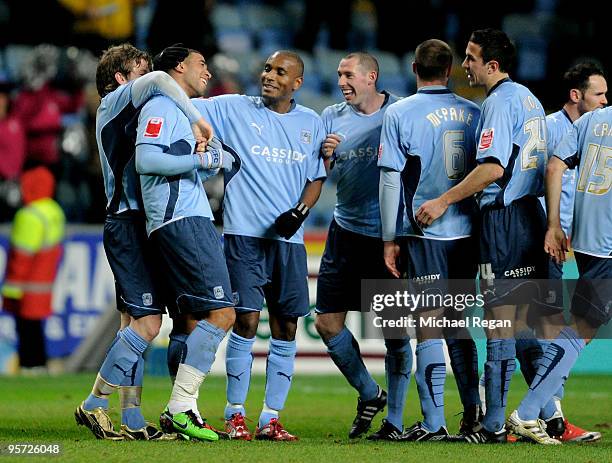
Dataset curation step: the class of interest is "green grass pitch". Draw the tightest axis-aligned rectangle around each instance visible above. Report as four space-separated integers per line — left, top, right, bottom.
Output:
0 374 610 462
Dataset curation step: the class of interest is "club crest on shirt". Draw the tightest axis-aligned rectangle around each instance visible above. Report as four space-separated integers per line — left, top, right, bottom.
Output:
300 129 312 144
144 117 164 138
479 128 494 150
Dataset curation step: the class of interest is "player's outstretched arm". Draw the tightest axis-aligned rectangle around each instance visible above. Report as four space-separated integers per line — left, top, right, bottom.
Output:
131 71 213 142
416 162 503 227
135 143 200 176
379 167 401 278
544 156 569 263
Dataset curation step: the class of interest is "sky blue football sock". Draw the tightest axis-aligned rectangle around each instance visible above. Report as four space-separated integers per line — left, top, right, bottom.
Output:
482 339 516 433
384 337 412 430
225 331 255 419
540 340 565 400
121 355 146 429
259 338 297 427
167 332 188 381
85 327 147 411
446 338 481 409
325 327 378 401
517 327 584 421
415 339 447 432
184 319 226 374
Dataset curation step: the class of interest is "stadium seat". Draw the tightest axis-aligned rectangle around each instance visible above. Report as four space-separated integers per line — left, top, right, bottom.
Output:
502 13 549 81
315 48 348 88
243 4 286 31
211 4 243 29
216 30 254 55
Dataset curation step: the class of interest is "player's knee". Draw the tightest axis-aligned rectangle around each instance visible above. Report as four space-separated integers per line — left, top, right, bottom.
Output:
131 315 162 341
206 307 235 332
314 316 340 342
232 311 260 338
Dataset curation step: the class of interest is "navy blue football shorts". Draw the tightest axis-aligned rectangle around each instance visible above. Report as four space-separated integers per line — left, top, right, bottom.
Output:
571 252 612 326
224 234 309 318
151 216 234 315
478 195 549 307
316 219 390 314
103 212 165 319
404 236 478 314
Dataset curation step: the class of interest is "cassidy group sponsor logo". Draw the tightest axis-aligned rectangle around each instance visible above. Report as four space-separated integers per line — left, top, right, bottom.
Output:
504 266 536 277
251 145 307 164
335 145 377 163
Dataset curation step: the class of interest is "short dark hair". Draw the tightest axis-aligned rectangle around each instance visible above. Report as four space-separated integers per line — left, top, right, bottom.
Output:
563 62 606 95
96 43 151 97
344 52 379 83
414 39 453 80
269 50 304 77
469 28 516 73
153 43 202 73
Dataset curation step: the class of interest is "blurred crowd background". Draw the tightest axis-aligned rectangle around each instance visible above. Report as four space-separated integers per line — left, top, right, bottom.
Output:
0 0 608 226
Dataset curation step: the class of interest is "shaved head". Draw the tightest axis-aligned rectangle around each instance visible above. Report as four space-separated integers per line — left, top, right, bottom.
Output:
269 50 304 77
344 52 379 80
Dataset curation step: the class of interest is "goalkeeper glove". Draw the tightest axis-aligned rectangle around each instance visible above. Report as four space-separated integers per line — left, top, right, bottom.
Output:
274 202 310 239
198 136 235 171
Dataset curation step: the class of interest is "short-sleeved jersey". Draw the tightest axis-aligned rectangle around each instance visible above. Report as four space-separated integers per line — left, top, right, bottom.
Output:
538 109 575 234
96 81 142 214
555 107 612 258
476 79 547 208
136 95 213 235
321 91 401 238
378 86 481 240
193 95 326 244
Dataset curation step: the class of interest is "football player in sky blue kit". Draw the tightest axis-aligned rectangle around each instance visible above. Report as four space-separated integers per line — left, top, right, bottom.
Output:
313 51 409 441
75 44 214 441
134 44 237 442
507 105 612 445
532 62 606 442
379 39 481 441
192 50 326 441
416 29 555 444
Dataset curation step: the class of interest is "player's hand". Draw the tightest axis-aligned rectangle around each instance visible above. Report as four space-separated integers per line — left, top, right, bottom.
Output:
321 133 344 159
383 241 401 278
544 227 568 264
191 117 214 146
416 197 449 227
195 140 207 152
274 203 310 239
198 136 234 170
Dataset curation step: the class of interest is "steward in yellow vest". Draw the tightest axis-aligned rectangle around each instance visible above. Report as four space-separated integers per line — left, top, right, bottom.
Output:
1 167 65 369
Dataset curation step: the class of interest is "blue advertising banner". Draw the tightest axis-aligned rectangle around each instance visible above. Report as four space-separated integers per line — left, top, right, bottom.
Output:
0 226 115 368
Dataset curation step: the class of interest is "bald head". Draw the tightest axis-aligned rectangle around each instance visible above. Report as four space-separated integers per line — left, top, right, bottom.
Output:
269 50 304 77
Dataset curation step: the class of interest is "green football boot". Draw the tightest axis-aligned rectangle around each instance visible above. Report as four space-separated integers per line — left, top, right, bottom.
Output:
159 408 219 442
